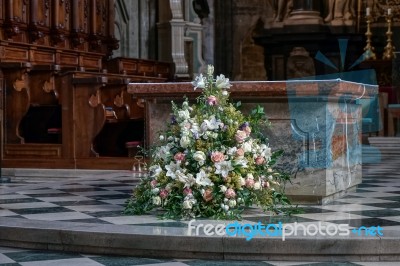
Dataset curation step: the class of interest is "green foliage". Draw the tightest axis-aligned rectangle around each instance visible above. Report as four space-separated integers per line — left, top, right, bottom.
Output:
124 65 294 220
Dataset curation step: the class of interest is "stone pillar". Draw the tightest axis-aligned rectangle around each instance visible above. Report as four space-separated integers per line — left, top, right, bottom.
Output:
285 0 323 25
157 0 190 79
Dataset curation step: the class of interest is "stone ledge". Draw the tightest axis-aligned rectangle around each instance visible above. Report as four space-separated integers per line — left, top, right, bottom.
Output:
1 217 400 261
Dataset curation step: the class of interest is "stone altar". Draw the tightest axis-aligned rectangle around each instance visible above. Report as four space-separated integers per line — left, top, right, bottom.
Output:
128 80 378 204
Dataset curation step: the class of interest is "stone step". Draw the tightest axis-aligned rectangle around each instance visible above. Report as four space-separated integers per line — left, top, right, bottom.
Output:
0 217 399 261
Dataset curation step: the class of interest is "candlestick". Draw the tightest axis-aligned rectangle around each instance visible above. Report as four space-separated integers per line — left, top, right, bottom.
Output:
363 11 376 60
383 11 396 60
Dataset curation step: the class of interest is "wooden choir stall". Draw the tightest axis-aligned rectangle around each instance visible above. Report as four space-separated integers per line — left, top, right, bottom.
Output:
0 0 171 170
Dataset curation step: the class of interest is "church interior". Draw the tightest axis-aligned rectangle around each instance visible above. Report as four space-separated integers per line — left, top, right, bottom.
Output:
1 0 400 264
0 0 399 171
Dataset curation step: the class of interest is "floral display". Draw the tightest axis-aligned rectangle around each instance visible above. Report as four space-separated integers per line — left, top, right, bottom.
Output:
124 65 291 220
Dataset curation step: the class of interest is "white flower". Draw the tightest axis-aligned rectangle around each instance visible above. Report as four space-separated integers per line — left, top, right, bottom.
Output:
207 64 214 76
165 183 173 191
228 199 237 208
192 73 206 90
157 145 172 161
177 109 190 120
242 141 253 153
176 170 196 188
193 151 206 164
152 196 161 206
215 74 232 89
151 188 160 194
165 161 182 179
233 157 248 168
159 135 165 141
254 182 261 190
201 115 221 131
183 200 193 209
227 147 237 156
180 135 191 148
149 164 162 177
215 160 233 178
246 173 254 179
222 90 228 96
196 169 214 187
219 185 227 193
240 178 246 186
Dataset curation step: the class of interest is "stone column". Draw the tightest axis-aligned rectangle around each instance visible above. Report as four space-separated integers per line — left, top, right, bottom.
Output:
285 0 323 25
157 0 189 79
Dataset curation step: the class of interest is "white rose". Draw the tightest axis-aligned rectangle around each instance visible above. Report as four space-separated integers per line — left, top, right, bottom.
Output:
159 135 165 141
228 199 237 208
240 178 246 186
152 188 160 194
180 136 191 148
193 151 206 162
254 182 261 190
220 185 227 193
165 183 172 192
242 141 252 153
183 200 193 209
246 173 254 179
152 196 161 206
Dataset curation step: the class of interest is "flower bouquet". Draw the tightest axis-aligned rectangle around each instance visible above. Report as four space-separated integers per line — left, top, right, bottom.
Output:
125 65 291 220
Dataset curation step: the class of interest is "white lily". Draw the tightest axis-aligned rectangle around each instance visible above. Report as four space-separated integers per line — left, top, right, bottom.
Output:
165 161 182 179
196 169 214 187
192 74 206 90
215 160 233 178
215 74 232 89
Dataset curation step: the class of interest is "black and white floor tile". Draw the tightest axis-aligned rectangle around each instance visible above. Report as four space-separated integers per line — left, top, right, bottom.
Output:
1 151 400 265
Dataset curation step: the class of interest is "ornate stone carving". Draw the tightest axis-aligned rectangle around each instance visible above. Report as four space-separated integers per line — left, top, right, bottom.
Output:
286 47 316 79
324 0 356 26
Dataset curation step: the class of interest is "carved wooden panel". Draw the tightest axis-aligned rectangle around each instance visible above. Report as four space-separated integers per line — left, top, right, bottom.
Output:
50 0 70 46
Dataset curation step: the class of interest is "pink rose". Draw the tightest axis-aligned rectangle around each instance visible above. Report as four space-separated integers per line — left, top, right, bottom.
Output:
207 95 218 106
245 178 255 188
235 130 247 143
150 180 158 188
183 187 193 195
203 188 213 202
174 152 186 162
225 188 236 199
211 151 225 163
159 189 169 199
255 156 265 165
243 126 251 136
236 148 244 157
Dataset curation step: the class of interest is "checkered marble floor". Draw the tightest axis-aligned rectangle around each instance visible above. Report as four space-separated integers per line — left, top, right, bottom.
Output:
1 152 400 264
1 246 400 266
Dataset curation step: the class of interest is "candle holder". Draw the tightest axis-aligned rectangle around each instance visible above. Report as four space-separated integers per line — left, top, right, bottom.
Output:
383 12 396 60
363 13 376 60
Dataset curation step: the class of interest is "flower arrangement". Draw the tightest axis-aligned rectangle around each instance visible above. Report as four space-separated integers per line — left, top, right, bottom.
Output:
125 65 291 220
